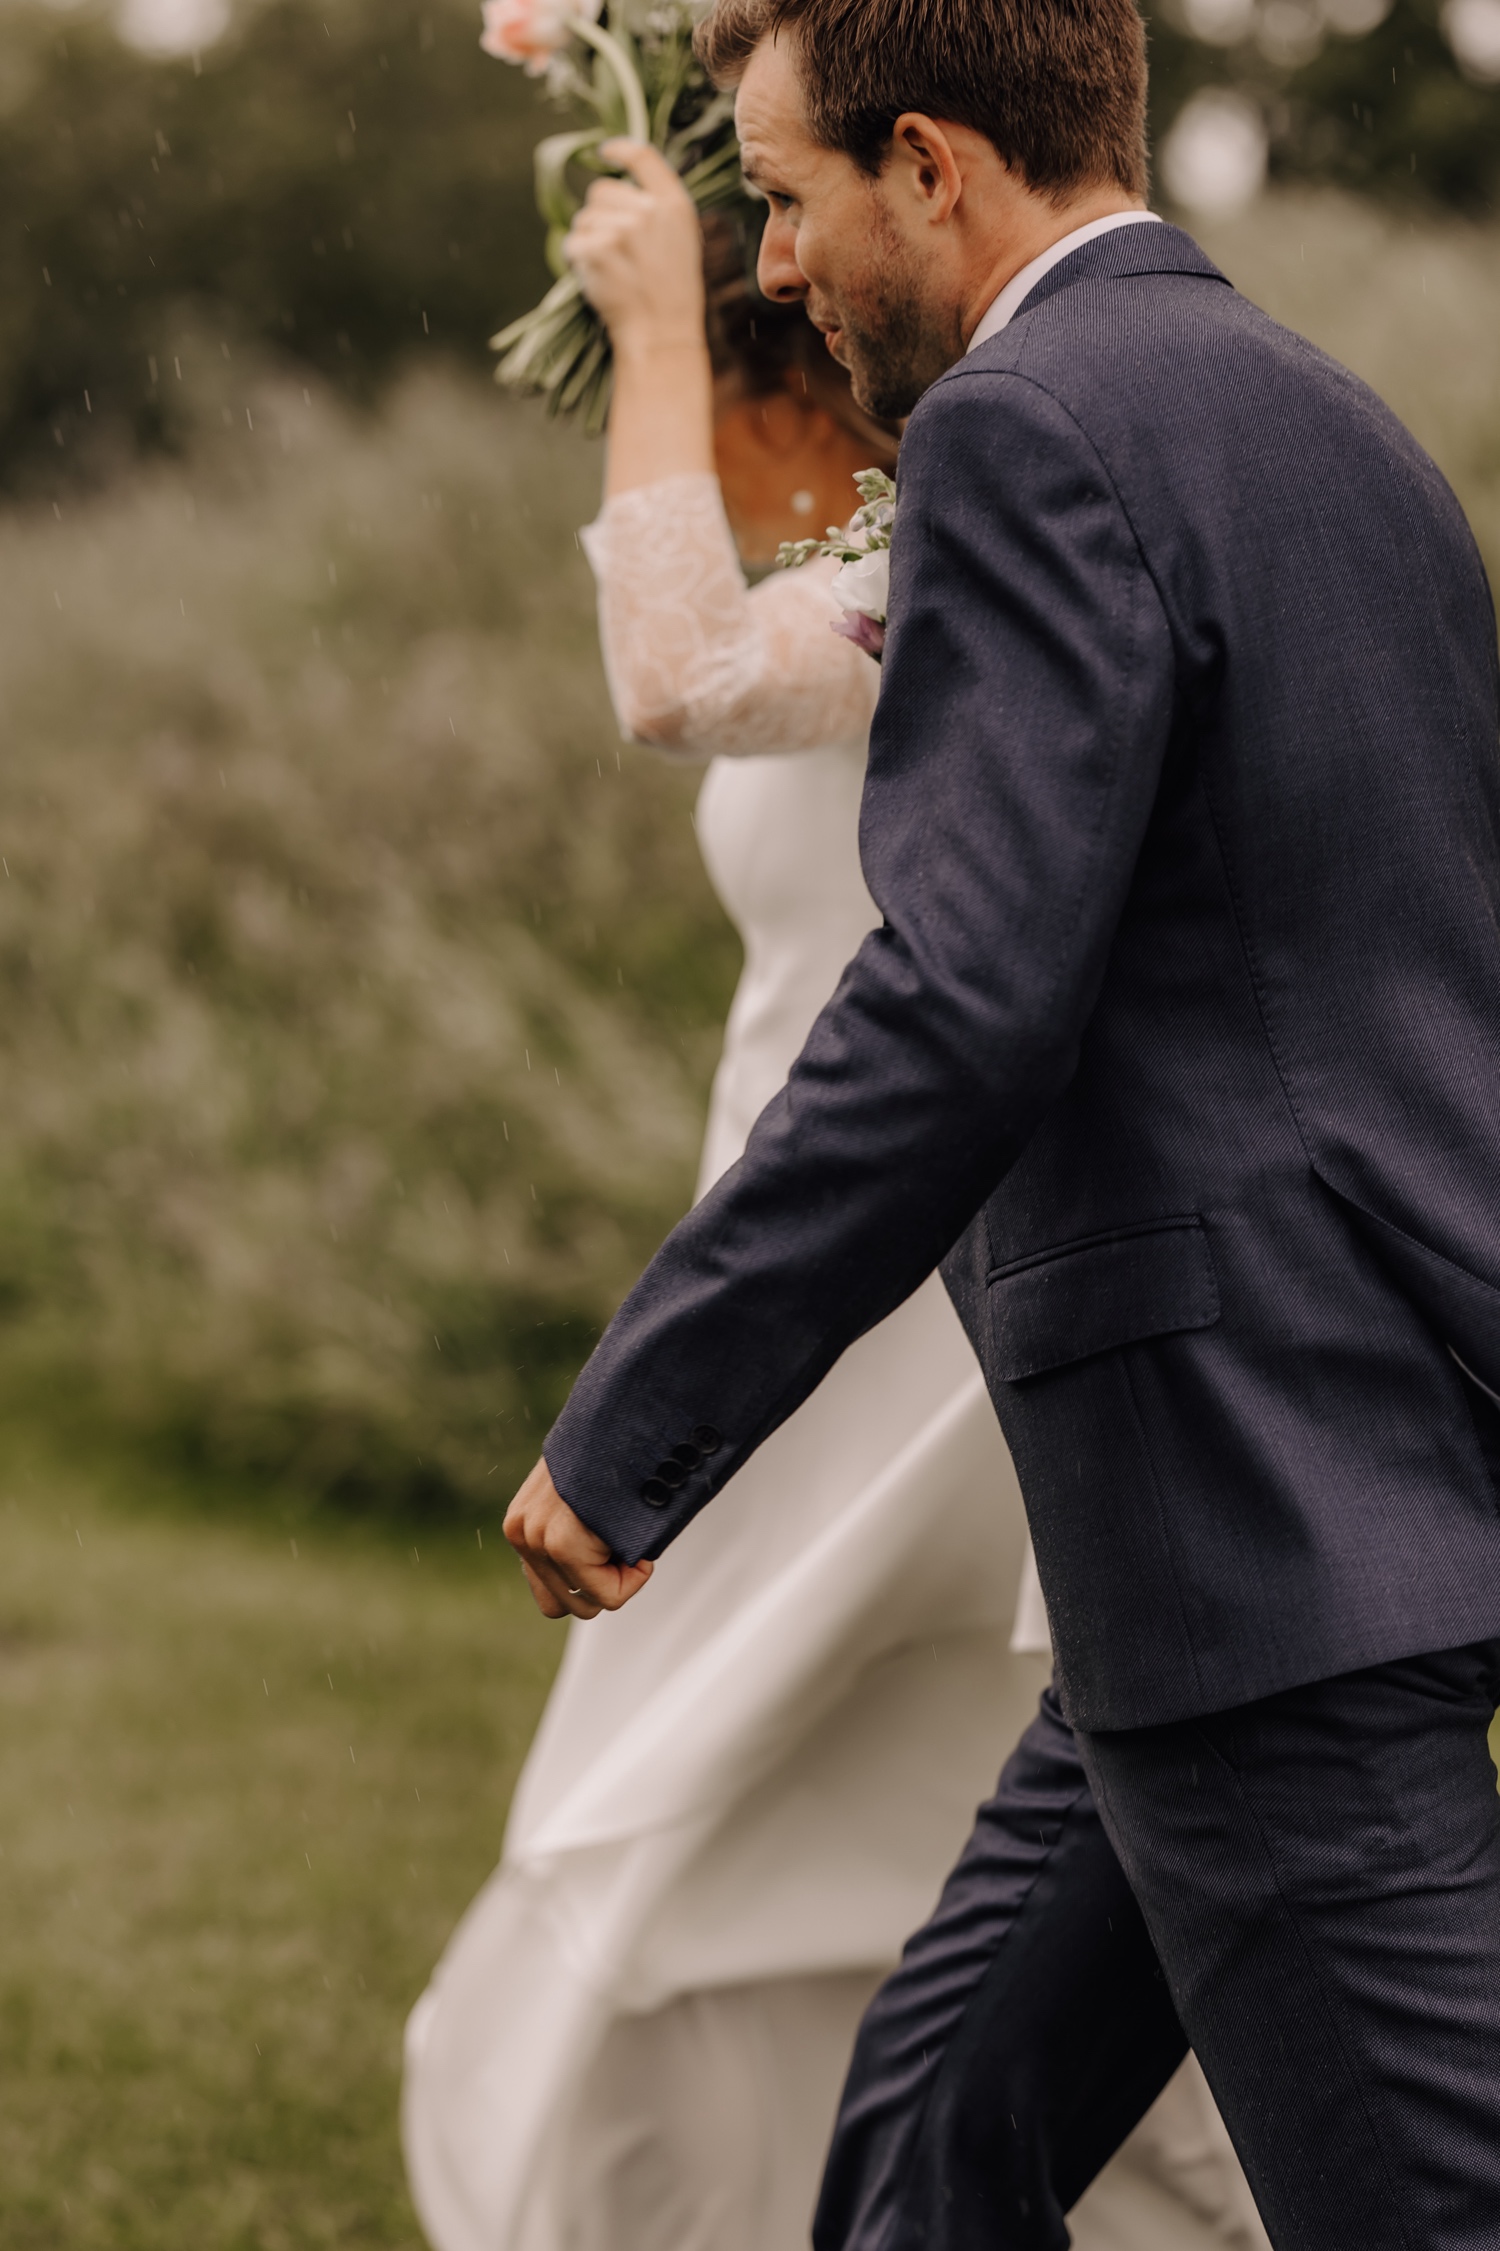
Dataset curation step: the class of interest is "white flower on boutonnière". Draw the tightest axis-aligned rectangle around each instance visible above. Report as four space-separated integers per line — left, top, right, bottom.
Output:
777 467 896 661
830 547 890 624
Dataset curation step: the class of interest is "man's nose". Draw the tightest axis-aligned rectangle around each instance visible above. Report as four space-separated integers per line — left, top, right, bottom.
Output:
756 210 806 303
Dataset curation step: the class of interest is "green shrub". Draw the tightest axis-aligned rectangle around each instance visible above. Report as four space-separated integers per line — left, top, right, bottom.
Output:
0 368 737 1508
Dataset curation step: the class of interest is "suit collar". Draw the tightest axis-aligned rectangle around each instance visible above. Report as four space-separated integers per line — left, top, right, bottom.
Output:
1012 221 1229 320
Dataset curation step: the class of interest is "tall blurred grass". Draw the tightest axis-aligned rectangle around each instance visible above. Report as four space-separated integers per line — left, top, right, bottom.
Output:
0 364 737 1510
0 189 1496 1519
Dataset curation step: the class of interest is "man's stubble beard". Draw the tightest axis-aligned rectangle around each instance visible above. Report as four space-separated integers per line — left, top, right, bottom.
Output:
820 206 965 420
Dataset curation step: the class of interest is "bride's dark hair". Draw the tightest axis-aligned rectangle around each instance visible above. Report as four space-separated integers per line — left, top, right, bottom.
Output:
701 211 901 469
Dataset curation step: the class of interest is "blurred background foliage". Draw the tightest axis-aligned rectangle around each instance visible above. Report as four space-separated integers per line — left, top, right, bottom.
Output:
4 0 555 487
1 0 1498 1524
3 367 734 1510
6 0 1498 492
1148 0 1500 209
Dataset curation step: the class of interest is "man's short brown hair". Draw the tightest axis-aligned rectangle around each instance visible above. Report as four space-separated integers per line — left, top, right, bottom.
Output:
695 0 1149 200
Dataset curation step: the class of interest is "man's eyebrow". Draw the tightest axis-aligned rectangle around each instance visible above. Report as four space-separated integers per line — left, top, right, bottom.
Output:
737 152 781 191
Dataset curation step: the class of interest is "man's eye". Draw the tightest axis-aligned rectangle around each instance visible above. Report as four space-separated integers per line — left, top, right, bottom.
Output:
767 192 793 212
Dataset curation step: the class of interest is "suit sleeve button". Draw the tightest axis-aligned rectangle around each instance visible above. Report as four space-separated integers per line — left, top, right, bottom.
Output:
641 1478 671 1506
690 1424 722 1454
653 1458 688 1490
670 1442 702 1471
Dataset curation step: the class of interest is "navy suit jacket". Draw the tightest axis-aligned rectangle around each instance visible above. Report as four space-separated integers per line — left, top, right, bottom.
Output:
546 223 1500 1729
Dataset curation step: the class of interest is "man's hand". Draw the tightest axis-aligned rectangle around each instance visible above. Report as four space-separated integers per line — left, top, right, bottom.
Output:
503 1457 654 1621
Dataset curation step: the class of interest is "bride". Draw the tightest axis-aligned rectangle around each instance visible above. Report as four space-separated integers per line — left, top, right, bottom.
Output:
402 148 1268 2251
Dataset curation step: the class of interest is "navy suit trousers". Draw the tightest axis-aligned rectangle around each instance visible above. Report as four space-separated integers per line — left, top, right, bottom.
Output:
1081 1641 1500 2250
818 1648 1500 2251
815 1687 1186 2251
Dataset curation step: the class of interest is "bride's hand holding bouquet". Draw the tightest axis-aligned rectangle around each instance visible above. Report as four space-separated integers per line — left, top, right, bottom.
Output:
481 0 740 431
564 139 705 359
564 138 719 498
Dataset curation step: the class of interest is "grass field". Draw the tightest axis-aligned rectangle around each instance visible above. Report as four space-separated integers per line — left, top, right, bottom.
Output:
0 1433 559 2248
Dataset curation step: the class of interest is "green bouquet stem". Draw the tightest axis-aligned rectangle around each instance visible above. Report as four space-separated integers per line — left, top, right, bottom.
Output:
569 16 650 141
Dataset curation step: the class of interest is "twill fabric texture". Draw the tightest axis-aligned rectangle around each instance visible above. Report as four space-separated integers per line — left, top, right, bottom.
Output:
1074 1639 1500 2249
544 224 1500 1729
814 1685 1192 2251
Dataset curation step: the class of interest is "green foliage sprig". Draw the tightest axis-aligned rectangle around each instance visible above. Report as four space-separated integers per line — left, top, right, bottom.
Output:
776 466 896 571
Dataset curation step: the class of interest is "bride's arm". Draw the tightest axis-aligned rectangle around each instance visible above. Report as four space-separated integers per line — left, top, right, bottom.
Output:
565 141 879 759
581 481 876 759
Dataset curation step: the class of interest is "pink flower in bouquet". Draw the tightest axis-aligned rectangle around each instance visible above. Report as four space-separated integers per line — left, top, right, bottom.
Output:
479 0 593 73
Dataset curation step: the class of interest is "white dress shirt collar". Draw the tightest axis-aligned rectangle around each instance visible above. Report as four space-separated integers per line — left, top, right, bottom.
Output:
966 209 1162 356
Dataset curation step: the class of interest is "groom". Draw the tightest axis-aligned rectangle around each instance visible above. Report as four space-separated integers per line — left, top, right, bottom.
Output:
507 0 1500 2241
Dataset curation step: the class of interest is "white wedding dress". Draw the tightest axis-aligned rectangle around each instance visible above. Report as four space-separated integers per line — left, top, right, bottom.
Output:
402 474 1270 2251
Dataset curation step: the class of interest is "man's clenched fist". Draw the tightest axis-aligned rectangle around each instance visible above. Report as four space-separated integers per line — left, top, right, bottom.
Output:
503 1458 654 1620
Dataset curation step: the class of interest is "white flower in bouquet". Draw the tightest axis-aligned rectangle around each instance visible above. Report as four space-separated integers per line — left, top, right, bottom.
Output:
778 467 896 660
482 0 745 432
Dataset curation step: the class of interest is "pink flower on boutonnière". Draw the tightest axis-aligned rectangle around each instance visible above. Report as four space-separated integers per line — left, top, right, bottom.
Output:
480 0 598 73
831 611 886 658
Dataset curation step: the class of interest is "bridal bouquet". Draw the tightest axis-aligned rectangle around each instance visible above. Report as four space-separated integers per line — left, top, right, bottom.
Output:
778 467 896 659
482 0 744 432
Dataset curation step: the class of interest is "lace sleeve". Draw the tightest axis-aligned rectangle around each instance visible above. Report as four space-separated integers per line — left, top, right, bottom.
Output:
581 471 880 761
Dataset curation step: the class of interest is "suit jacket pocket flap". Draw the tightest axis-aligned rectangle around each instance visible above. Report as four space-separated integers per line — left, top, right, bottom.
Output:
987 1216 1219 1381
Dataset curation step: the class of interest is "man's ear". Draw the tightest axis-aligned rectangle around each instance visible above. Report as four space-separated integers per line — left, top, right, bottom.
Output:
886 112 965 225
